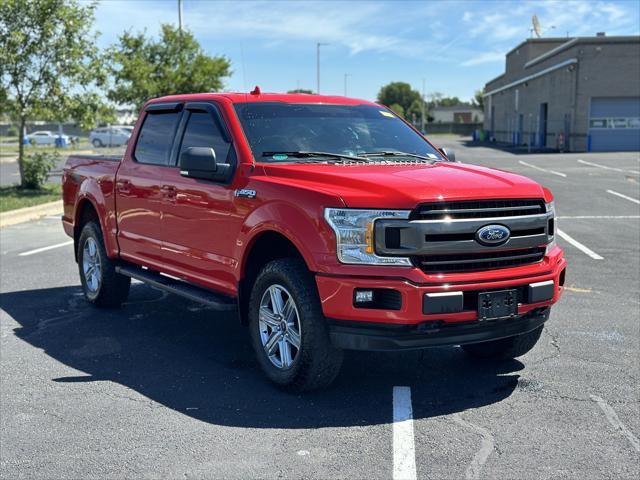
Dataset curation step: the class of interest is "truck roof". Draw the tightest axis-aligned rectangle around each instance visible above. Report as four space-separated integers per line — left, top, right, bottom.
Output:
146 90 380 107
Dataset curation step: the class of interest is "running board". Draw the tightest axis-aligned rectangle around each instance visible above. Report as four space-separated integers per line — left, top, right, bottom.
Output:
116 265 237 311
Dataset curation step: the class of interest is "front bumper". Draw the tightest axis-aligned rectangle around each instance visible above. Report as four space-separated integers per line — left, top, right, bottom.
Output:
315 247 566 349
329 307 550 351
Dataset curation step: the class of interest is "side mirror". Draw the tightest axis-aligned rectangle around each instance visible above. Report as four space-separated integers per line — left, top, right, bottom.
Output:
180 147 231 181
440 147 456 162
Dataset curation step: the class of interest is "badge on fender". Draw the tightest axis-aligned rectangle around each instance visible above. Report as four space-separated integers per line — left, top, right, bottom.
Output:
235 189 257 199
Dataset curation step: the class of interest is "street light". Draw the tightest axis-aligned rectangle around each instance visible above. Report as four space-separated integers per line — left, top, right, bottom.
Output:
344 73 352 97
316 42 329 94
421 78 426 133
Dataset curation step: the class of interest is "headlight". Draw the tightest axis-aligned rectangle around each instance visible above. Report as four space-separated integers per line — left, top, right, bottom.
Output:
546 201 556 254
324 208 412 265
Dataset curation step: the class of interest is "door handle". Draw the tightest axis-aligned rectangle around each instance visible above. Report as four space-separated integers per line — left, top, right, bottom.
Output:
161 185 177 199
116 179 131 194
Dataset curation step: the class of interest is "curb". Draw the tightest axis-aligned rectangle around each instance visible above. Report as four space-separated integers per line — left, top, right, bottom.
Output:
0 200 63 228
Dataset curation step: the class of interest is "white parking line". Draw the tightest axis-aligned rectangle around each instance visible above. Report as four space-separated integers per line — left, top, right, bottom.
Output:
518 160 567 178
557 229 603 260
393 386 417 480
606 190 640 205
451 414 495 480
18 240 73 257
577 159 640 175
590 395 640 453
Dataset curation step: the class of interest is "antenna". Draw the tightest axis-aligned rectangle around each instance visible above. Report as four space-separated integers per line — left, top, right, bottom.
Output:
532 15 541 38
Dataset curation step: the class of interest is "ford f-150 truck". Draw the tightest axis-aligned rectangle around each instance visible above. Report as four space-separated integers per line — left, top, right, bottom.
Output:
62 90 566 391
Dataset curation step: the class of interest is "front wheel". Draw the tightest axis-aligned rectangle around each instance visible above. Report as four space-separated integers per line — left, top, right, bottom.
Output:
461 325 544 360
78 221 130 307
91 138 103 148
249 258 343 392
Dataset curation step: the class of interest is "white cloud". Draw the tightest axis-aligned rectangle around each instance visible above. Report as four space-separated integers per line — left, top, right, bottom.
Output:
460 51 506 67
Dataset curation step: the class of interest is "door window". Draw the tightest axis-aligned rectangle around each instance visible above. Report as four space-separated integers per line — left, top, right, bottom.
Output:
134 112 181 165
179 111 232 164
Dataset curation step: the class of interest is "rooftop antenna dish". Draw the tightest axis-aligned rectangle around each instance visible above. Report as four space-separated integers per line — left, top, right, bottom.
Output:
532 15 542 38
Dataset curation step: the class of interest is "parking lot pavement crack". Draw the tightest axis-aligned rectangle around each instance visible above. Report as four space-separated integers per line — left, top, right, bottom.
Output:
101 390 162 409
451 413 495 480
530 327 561 365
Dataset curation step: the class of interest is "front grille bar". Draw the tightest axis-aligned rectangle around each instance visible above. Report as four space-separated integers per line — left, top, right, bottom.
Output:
419 250 545 266
418 204 541 216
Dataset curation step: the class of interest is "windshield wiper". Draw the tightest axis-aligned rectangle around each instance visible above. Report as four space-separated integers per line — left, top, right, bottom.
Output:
358 151 438 162
261 151 370 163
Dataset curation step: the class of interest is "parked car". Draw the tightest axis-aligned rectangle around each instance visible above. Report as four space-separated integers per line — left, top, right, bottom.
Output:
62 90 566 391
89 127 131 148
25 130 70 146
112 125 134 135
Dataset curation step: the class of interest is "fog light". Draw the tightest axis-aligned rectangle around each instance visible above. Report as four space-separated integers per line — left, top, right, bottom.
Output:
354 289 374 304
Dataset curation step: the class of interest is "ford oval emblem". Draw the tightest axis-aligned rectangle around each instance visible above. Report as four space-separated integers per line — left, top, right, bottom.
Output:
476 224 510 246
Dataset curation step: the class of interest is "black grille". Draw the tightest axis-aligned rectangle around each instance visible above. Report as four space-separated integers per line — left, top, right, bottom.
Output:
414 247 546 274
413 199 546 220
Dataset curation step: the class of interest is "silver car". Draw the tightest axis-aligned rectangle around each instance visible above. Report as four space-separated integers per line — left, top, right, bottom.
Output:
89 127 131 147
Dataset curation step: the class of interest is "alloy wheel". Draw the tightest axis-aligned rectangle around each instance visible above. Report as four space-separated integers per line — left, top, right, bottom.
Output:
82 237 101 293
258 284 302 369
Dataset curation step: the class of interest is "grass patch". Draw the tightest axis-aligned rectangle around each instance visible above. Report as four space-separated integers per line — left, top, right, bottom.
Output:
0 184 62 213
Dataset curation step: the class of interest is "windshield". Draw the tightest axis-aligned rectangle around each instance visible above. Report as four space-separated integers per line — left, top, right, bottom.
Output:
234 102 443 162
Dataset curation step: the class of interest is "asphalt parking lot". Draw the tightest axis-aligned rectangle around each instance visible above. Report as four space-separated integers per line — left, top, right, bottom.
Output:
1 138 639 479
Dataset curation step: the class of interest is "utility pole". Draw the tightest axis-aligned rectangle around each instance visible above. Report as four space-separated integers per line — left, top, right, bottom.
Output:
344 73 351 96
316 42 328 94
421 78 426 133
178 0 183 32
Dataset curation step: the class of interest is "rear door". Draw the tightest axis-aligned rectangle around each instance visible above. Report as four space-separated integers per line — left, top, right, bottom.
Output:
159 102 239 295
116 103 182 269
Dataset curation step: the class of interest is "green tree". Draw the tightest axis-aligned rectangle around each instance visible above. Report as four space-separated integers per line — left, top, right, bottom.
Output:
388 103 405 117
0 0 112 187
377 82 422 118
108 24 231 110
471 89 485 110
288 88 314 94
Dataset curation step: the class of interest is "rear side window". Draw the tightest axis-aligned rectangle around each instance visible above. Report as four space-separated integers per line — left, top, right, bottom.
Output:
134 112 181 165
179 111 231 163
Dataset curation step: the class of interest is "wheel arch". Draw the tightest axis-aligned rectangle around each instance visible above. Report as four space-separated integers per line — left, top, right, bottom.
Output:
238 229 310 325
73 197 108 262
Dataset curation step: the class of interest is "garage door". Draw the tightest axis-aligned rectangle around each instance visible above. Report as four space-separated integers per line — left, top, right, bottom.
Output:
589 97 640 151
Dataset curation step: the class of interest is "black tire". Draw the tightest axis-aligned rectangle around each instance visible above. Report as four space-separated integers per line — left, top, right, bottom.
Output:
248 258 343 392
461 325 544 360
78 221 130 308
92 138 103 148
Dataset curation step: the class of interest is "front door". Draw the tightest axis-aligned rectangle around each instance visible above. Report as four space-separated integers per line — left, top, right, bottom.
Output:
160 103 239 295
116 108 182 268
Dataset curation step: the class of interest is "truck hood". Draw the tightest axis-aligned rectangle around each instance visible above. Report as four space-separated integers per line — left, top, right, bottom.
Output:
260 161 548 208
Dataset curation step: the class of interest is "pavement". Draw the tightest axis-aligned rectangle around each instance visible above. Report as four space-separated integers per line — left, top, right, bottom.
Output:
1 138 639 479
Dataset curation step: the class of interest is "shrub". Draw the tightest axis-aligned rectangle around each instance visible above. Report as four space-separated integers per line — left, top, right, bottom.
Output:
22 152 59 189
6 125 18 137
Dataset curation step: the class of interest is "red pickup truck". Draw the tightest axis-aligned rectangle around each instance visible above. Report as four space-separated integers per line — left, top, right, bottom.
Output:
62 90 566 391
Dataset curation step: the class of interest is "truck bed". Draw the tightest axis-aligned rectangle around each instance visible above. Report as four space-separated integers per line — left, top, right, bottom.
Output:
61 154 123 248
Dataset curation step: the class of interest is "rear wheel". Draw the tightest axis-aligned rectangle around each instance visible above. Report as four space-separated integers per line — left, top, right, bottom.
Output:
249 258 343 392
92 138 103 148
461 325 544 360
78 221 130 307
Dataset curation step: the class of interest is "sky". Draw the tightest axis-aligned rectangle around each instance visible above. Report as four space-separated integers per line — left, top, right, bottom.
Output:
93 0 640 102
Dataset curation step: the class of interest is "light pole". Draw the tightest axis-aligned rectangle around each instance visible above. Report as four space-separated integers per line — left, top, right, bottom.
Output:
344 73 351 96
178 0 183 32
316 42 329 94
421 78 426 133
